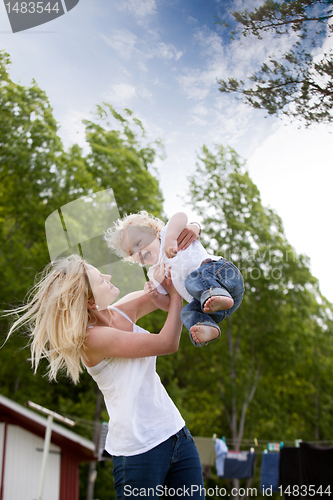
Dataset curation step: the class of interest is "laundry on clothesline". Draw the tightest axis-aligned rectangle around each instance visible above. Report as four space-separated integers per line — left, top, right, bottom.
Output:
215 438 228 477
193 436 216 466
195 436 257 479
193 436 216 479
260 451 280 492
219 450 256 479
280 442 333 492
267 442 283 452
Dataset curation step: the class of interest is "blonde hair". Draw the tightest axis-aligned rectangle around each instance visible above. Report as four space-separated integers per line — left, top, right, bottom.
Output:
104 210 165 262
5 255 95 384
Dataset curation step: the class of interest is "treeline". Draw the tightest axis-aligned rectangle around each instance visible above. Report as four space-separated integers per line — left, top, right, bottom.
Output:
1 50 333 498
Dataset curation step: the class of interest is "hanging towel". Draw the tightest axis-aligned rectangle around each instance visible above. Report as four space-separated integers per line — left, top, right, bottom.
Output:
279 447 300 496
221 451 255 479
215 438 228 477
260 452 280 492
193 436 216 466
299 442 333 489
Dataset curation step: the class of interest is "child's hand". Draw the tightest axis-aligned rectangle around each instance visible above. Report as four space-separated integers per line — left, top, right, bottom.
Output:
144 281 158 300
165 238 178 258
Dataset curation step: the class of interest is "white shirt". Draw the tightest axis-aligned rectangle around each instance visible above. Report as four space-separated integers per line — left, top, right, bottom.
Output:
148 223 219 303
85 307 185 456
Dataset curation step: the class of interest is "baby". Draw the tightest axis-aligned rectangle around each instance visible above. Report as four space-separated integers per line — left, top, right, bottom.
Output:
104 211 244 346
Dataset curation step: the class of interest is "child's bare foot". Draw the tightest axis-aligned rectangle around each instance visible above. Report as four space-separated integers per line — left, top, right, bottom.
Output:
190 324 220 346
203 296 234 313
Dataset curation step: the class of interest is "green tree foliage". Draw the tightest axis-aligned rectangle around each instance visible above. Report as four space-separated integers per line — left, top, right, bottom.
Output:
218 0 333 125
177 145 333 456
0 51 65 300
0 50 81 414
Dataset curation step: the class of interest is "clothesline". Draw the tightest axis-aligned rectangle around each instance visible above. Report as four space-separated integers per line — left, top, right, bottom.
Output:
213 436 333 447
194 436 333 486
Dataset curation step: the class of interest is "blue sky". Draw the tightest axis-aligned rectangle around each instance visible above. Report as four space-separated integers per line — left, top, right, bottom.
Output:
1 0 332 302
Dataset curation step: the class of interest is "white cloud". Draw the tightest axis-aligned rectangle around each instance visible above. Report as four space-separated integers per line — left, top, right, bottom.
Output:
100 29 183 64
116 0 157 19
138 86 153 99
177 67 220 100
163 130 183 145
103 83 137 107
175 50 183 61
191 103 208 116
100 30 137 60
152 42 183 60
176 29 227 99
193 29 225 62
186 115 208 126
208 103 256 144
187 16 198 24
186 103 210 126
142 31 184 61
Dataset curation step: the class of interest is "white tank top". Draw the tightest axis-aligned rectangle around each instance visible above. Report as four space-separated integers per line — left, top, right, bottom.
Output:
85 307 185 456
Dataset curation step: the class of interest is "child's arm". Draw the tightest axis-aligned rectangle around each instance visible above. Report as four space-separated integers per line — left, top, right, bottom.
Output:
165 212 188 258
144 281 171 311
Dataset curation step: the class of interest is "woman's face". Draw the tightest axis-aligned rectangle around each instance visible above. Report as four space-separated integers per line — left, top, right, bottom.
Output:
87 265 120 310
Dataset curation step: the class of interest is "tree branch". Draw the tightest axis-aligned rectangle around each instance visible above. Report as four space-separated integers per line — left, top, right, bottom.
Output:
235 14 333 33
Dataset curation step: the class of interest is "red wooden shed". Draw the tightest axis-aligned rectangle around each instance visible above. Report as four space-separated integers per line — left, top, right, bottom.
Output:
0 394 96 500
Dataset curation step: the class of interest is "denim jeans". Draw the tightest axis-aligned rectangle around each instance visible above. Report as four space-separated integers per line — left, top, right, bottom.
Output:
112 426 205 499
180 258 244 337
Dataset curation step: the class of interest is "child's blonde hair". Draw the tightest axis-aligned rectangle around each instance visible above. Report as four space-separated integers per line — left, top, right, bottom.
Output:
104 210 165 262
5 255 95 384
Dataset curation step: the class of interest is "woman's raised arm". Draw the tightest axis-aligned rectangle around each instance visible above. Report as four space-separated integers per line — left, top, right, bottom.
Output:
84 269 183 362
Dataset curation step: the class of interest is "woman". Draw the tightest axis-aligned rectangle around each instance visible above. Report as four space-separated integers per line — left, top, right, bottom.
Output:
6 251 205 499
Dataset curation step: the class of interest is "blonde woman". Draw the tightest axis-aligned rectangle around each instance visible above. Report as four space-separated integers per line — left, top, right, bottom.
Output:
6 253 205 499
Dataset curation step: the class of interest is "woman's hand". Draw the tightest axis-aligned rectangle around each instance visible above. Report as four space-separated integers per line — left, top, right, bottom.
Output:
153 264 180 298
144 280 159 300
153 263 166 284
161 267 179 298
177 224 200 251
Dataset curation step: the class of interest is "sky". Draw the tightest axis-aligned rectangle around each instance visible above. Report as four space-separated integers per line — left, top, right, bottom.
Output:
0 0 332 302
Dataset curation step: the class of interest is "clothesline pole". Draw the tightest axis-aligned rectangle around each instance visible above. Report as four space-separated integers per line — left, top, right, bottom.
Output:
37 414 53 500
26 401 75 500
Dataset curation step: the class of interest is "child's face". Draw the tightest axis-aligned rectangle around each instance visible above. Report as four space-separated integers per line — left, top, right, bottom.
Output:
134 236 161 266
120 226 160 266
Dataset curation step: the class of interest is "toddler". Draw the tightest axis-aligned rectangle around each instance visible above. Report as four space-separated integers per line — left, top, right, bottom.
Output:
105 211 244 346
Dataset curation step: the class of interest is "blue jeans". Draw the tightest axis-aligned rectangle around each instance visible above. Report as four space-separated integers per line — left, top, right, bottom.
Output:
112 426 205 499
180 258 244 337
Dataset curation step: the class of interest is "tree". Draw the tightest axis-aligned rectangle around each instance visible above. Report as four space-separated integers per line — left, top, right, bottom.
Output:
177 144 333 495
217 0 333 125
